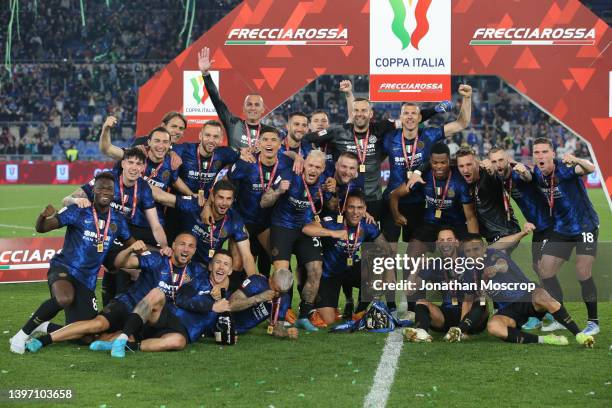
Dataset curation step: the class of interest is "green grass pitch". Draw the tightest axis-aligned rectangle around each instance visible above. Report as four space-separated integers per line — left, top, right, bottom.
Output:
0 185 610 407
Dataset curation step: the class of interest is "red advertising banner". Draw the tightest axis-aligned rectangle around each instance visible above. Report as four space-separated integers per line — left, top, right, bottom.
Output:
0 238 64 283
0 161 115 185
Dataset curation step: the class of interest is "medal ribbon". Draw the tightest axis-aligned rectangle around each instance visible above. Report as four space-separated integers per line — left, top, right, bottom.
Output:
92 206 111 247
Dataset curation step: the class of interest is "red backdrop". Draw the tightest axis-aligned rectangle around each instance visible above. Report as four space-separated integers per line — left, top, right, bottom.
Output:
135 0 611 199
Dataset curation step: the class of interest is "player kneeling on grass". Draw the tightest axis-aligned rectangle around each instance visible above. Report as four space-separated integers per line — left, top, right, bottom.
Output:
92 248 232 357
10 172 134 354
229 268 298 339
461 233 594 348
24 233 204 353
403 227 488 343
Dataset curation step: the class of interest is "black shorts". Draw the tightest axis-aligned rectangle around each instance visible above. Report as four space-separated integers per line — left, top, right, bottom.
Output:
100 299 130 332
270 225 322 264
129 224 158 245
541 228 598 260
365 199 383 224
431 306 461 332
531 228 551 265
245 223 269 257
381 201 425 242
140 304 188 341
495 301 546 328
431 305 488 334
414 223 469 251
316 264 361 309
47 264 98 324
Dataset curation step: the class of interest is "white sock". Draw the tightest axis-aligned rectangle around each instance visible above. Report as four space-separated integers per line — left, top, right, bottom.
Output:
34 321 50 333
13 329 28 341
537 336 544 344
117 333 128 342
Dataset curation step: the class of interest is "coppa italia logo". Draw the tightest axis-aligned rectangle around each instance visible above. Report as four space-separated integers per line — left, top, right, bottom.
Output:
470 27 596 46
388 0 432 50
189 74 208 104
225 27 348 46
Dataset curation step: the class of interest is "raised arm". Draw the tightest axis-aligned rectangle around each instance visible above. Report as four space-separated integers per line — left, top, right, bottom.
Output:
98 116 126 160
198 47 237 130
260 179 290 208
562 153 595 176
113 240 147 270
443 85 472 137
63 187 92 208
339 80 355 123
35 204 61 233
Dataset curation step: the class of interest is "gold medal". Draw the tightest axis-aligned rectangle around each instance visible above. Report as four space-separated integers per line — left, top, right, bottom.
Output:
198 189 204 197
97 242 104 253
209 249 215 258
267 325 274 335
337 214 343 223
406 171 413 180
359 164 366 173
347 258 353 266
451 297 458 306
479 296 486 306
314 215 320 223
435 209 442 219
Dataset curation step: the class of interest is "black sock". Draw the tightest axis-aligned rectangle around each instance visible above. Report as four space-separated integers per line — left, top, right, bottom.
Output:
126 341 140 351
101 272 117 307
22 298 62 335
386 301 397 311
579 277 598 324
552 307 580 335
298 300 314 319
47 323 63 333
459 306 485 333
541 276 564 303
342 283 353 303
257 253 272 277
122 313 144 338
505 327 538 344
414 304 431 331
38 334 53 347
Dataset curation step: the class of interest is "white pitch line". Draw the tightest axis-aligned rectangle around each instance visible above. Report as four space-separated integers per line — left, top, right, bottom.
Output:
0 205 40 211
363 330 404 408
0 223 34 230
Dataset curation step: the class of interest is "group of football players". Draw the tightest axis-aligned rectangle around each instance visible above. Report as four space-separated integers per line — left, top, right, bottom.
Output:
9 46 600 357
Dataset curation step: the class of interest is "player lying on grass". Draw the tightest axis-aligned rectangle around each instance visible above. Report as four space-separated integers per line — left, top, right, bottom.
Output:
10 172 134 354
403 226 489 343
24 233 205 353
461 232 595 347
92 248 233 358
230 267 298 339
